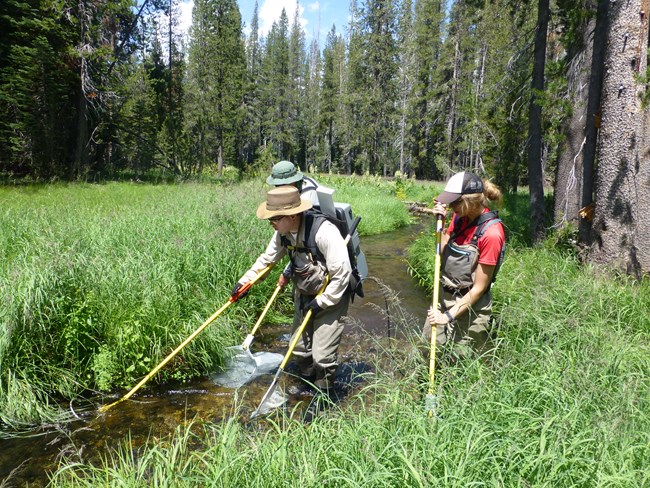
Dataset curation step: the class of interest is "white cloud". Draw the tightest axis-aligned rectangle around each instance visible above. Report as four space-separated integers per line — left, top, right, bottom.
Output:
259 0 307 35
172 0 322 41
153 0 193 41
179 0 193 36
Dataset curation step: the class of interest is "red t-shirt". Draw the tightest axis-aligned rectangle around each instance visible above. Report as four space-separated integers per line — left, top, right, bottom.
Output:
446 208 505 266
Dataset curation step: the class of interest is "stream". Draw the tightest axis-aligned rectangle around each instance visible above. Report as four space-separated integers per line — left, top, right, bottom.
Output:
0 219 432 487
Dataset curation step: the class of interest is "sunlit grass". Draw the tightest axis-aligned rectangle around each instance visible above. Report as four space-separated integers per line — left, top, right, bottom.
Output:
3 177 648 485
49 240 649 486
0 181 272 425
0 178 411 425
316 174 414 234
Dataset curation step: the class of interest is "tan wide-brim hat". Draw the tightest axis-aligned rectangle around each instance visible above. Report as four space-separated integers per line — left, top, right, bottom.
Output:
256 186 313 219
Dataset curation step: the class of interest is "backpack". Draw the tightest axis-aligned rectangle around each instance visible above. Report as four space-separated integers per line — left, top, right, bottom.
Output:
449 210 505 284
302 176 319 194
282 208 365 300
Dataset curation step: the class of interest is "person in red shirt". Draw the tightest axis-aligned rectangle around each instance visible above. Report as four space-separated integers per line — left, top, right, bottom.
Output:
423 171 505 357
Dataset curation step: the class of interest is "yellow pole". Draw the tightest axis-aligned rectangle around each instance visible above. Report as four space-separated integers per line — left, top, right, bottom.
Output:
240 284 282 350
250 277 329 419
426 214 443 416
99 266 271 413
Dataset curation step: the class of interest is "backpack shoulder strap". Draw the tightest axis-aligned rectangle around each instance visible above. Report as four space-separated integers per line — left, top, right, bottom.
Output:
302 176 319 194
449 214 463 240
470 210 505 284
450 211 491 241
470 210 500 244
304 210 324 253
302 209 365 299
284 210 327 262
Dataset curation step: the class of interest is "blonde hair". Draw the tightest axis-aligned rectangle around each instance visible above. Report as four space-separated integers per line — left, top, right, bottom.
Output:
455 179 502 214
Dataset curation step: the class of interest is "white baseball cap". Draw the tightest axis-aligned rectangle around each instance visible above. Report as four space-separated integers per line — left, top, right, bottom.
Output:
436 172 484 204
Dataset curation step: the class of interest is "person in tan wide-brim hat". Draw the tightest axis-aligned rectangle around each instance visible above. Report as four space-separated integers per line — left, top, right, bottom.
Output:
233 186 352 394
265 162 332 290
256 186 313 220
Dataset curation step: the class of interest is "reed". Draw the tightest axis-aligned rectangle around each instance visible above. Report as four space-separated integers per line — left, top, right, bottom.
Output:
5 178 648 486
48 180 649 487
0 181 271 424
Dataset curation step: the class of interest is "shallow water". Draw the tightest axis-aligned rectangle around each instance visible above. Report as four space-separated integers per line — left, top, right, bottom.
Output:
0 218 432 487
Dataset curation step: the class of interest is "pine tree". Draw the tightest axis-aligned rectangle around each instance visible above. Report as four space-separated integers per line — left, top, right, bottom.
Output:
0 0 76 178
305 36 323 170
527 0 550 243
242 2 263 166
321 26 345 171
117 42 159 175
589 0 650 275
396 0 415 176
288 2 307 166
343 0 366 174
362 0 399 175
409 0 444 179
260 10 291 160
187 0 245 175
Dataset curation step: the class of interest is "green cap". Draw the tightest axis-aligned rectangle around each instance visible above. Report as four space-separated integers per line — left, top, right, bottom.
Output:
266 160 304 185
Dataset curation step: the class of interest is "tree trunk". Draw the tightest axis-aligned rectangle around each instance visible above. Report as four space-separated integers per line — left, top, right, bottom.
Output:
446 35 460 167
580 0 608 243
474 44 487 171
589 0 650 277
399 76 407 175
72 82 89 179
72 0 90 180
217 137 224 176
553 14 595 229
527 0 549 244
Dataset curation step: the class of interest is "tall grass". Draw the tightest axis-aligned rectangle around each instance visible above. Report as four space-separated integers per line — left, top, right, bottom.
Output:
6 178 649 485
1 181 267 425
49 243 650 485
317 174 414 234
0 178 411 426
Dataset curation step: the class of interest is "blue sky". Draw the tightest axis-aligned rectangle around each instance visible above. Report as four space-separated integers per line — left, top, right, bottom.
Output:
178 0 351 44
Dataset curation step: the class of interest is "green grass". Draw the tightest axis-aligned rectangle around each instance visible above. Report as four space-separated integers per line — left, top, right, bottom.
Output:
0 178 411 426
3 177 648 485
48 179 650 487
316 174 415 234
49 241 650 486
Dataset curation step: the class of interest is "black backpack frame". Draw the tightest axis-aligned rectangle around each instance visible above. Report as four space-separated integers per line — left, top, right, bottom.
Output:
282 209 364 300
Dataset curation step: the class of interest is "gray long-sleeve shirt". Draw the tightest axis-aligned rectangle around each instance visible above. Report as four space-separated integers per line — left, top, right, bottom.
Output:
240 217 351 308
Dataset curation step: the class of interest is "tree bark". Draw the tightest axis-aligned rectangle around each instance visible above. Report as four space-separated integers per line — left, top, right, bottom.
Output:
589 0 650 277
553 14 595 229
527 0 550 243
580 0 608 243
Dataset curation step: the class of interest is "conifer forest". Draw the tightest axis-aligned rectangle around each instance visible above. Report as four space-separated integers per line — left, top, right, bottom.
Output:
1 0 650 273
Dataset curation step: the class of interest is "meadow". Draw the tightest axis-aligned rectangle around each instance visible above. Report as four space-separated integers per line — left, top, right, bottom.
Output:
0 175 410 427
1 176 648 486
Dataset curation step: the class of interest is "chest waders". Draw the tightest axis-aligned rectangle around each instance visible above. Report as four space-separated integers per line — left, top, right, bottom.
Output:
437 211 504 353
251 217 361 419
441 210 503 297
